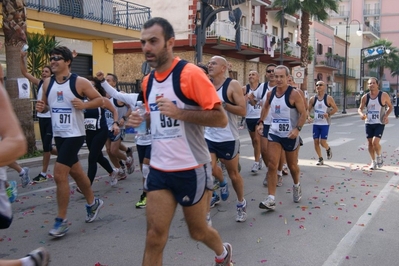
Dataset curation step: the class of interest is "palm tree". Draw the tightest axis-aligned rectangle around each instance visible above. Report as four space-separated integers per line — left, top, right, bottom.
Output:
271 0 339 91
26 33 59 98
2 0 36 154
367 39 399 81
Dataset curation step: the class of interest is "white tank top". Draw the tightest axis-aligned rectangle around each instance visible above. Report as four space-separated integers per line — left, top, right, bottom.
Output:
313 94 330 126
254 82 275 125
37 83 51 118
269 87 299 138
47 74 85 137
147 70 211 171
245 83 262 119
366 91 386 124
204 79 239 142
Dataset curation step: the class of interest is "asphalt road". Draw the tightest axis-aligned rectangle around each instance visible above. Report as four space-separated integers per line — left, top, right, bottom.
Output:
2 112 399 266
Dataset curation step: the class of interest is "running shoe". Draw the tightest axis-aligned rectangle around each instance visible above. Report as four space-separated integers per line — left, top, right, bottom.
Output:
6 181 18 203
258 158 263 170
20 167 30 188
27 247 50 266
33 173 48 183
117 169 127 180
326 147 332 160
259 196 276 210
293 184 302 203
316 158 324 166
49 217 69 238
282 164 289 175
110 169 118 187
214 243 233 266
368 160 377 170
220 182 229 201
251 162 259 173
135 194 147 209
126 146 133 158
376 155 383 168
210 193 221 208
126 156 135 175
85 198 104 223
263 177 268 187
236 199 247 222
277 173 283 187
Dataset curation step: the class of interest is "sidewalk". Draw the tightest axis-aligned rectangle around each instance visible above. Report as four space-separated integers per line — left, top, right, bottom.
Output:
15 109 359 168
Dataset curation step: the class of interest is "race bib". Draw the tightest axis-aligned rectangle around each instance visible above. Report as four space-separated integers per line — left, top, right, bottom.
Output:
52 107 73 132
84 118 97 131
271 118 291 137
314 110 325 121
367 110 379 121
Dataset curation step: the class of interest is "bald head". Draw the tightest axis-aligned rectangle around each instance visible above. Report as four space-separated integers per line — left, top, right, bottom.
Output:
208 56 228 79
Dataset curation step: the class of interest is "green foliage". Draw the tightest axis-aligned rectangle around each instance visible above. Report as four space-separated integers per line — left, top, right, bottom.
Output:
367 39 399 79
19 149 43 159
26 33 59 79
307 45 314 61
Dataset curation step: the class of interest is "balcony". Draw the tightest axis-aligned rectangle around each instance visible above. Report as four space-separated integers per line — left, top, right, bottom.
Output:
329 10 350 18
315 55 342 69
363 23 380 38
335 67 356 78
363 9 380 16
26 0 151 30
205 20 301 58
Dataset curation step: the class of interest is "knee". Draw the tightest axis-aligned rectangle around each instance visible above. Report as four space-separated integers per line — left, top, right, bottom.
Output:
146 228 168 247
188 227 207 242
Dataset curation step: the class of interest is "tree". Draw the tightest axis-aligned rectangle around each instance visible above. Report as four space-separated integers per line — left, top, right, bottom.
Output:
271 0 339 92
2 0 36 154
367 39 399 81
26 33 59 98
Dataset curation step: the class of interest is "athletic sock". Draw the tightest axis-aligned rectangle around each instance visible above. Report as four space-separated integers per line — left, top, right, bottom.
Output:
20 256 35 266
215 246 228 261
40 172 47 177
268 195 275 200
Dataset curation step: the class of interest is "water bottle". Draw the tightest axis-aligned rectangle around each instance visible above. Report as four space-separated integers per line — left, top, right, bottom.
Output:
135 101 147 135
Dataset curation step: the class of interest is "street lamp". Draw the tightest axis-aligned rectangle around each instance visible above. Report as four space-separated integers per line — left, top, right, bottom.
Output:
342 19 362 114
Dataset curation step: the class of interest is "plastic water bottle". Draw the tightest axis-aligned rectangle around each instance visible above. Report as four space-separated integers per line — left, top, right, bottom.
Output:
135 101 147 135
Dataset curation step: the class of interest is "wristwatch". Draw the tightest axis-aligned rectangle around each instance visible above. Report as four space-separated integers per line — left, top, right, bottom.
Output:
296 126 302 131
222 102 227 108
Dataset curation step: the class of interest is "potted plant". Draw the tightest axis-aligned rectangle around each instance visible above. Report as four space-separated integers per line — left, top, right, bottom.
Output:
325 52 333 58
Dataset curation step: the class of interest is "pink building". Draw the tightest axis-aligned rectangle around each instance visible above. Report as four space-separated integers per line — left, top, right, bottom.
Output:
328 0 399 92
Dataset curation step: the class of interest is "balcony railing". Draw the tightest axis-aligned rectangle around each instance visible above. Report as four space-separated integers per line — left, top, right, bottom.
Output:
363 9 380 16
329 10 350 18
315 55 342 69
26 0 151 30
336 67 356 77
363 23 380 37
206 20 300 58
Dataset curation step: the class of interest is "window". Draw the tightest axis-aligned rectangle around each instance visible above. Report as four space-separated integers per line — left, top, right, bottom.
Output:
317 43 323 55
328 47 332 54
288 32 293 42
240 16 247 28
272 26 278 36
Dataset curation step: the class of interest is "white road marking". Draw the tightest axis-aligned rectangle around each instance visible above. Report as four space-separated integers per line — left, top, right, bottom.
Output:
322 171 399 266
328 138 354 147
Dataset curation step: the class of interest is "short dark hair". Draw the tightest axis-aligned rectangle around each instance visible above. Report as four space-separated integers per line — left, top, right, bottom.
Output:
106 73 118 84
197 63 208 74
143 17 175 42
49 46 73 66
266 63 277 70
86 76 106 97
42 65 52 74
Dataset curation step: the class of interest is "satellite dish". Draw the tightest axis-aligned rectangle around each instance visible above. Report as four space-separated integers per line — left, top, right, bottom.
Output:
141 62 151 75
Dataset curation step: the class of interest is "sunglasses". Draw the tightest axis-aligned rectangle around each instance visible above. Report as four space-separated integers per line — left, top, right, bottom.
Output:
316 84 324 87
50 56 65 62
266 70 274 73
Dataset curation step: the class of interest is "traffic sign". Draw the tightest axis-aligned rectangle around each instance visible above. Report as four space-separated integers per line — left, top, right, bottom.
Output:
294 78 303 84
293 67 305 84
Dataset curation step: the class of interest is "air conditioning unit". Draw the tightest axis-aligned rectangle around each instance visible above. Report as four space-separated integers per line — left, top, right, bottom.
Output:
339 22 343 25
374 16 379 20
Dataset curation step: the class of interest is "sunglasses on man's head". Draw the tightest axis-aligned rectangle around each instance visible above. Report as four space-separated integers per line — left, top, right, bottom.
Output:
266 70 274 73
50 56 65 62
316 84 324 87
